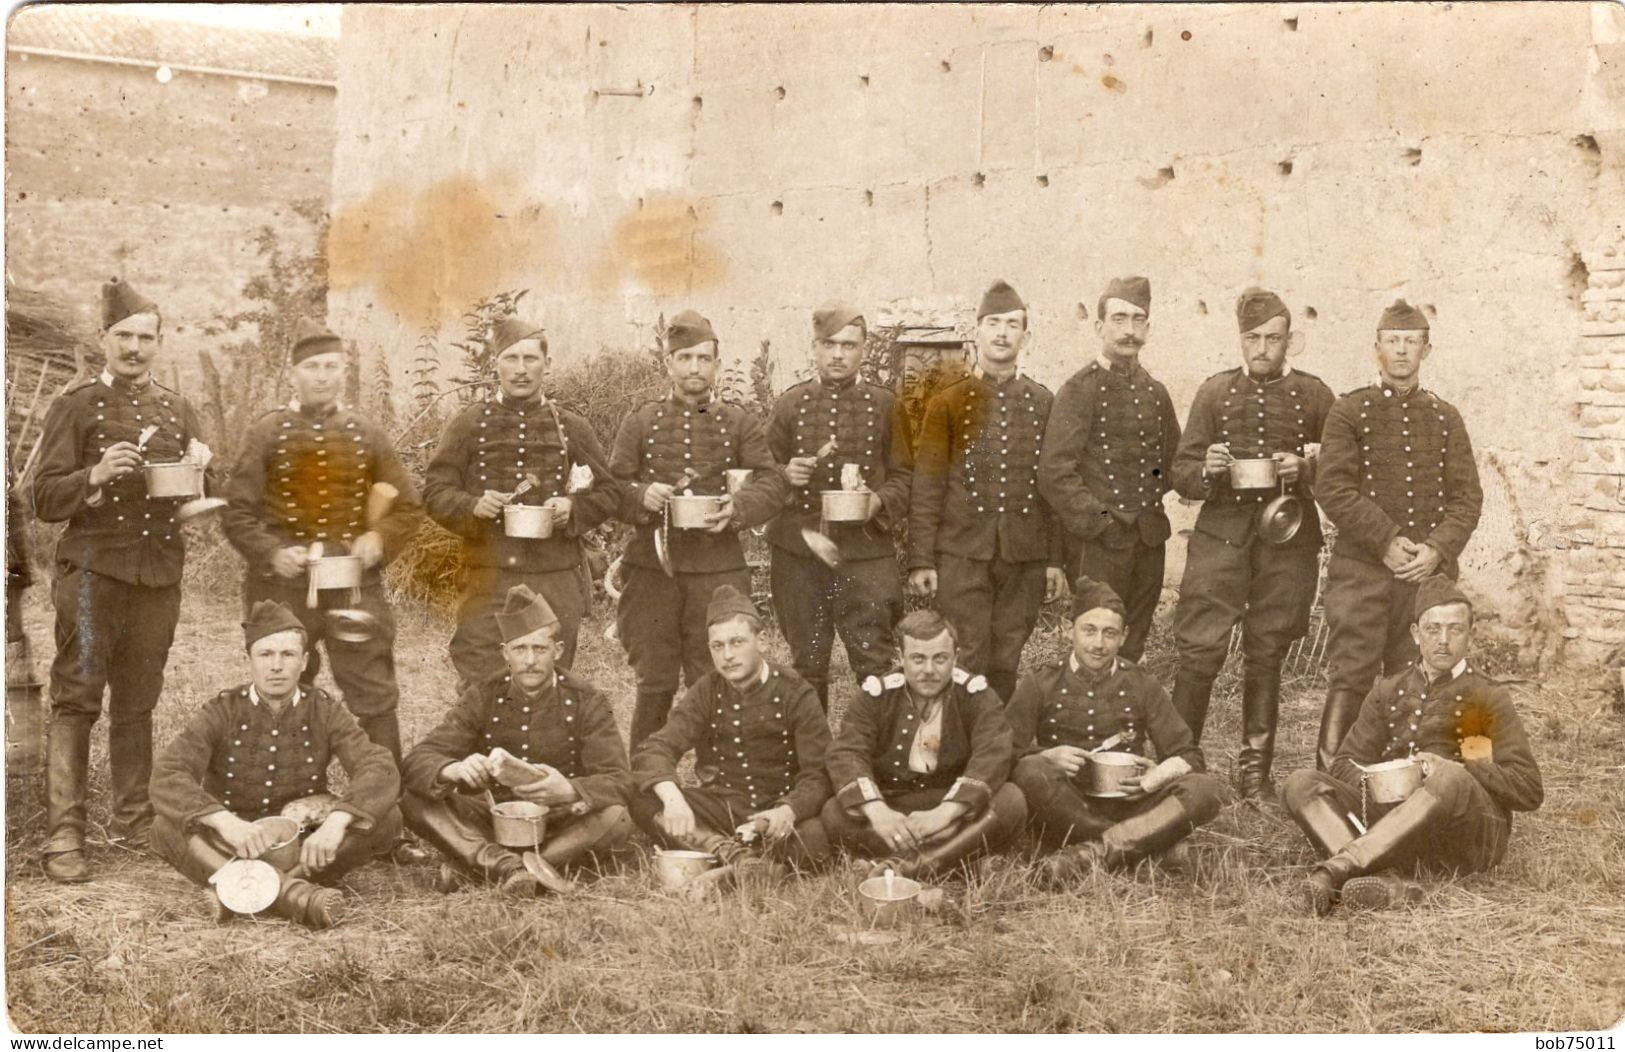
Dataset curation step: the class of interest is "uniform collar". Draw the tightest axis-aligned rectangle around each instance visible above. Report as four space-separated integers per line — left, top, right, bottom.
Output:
1096 354 1140 378
288 397 345 418
100 369 153 391
974 366 1020 387
496 389 547 408
1069 652 1118 682
1420 658 1469 686
904 684 946 719
668 389 716 409
248 684 303 709
510 671 559 700
817 374 860 392
1242 365 1292 385
1378 378 1422 399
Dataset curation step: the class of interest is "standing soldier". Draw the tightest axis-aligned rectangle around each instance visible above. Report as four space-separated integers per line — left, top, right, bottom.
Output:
222 318 424 763
1168 289 1335 801
908 281 1064 703
609 311 788 746
765 302 913 711
1313 301 1482 769
1039 276 1180 663
423 315 617 688
31 278 214 883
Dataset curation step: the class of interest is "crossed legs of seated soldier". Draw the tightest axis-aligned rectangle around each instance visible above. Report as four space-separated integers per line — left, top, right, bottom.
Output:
1014 755 1222 880
817 784 1027 882
150 803 402 930
631 786 831 889
1282 763 1510 915
403 791 634 894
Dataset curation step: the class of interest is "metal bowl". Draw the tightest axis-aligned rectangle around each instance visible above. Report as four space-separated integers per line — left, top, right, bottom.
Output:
210 858 282 915
652 848 718 889
1228 458 1279 490
1362 758 1423 804
490 800 548 848
858 872 922 928
503 503 554 539
1084 751 1143 797
821 490 871 522
668 494 725 529
1257 493 1304 545
253 815 302 870
308 554 363 590
143 461 204 499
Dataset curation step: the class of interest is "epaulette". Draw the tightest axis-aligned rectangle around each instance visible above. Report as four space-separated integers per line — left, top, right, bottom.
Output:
951 666 988 693
59 376 100 396
860 671 907 696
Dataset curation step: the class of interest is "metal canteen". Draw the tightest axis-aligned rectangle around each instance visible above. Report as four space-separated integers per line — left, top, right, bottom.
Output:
1227 458 1279 490
1257 479 1304 546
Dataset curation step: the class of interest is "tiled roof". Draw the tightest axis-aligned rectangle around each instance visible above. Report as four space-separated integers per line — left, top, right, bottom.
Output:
7 4 336 83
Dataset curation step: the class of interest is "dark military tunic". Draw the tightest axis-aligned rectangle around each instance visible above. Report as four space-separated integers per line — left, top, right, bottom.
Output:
402 668 631 812
765 377 913 700
633 663 831 823
1171 367 1336 679
1315 383 1483 692
1038 359 1180 661
423 393 618 681
825 669 1012 817
150 683 399 830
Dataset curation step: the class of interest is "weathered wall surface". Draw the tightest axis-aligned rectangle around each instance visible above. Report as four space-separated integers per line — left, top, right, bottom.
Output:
5 53 333 379
329 2 1625 664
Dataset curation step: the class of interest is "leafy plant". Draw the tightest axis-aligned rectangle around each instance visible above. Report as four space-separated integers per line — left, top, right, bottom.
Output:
449 289 529 401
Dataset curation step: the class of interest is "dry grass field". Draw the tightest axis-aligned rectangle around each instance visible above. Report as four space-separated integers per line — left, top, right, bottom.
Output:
5 569 1624 1034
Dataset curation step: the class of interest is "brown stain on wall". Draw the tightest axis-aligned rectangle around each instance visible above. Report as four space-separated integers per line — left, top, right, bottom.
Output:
328 173 555 328
590 196 726 296
1100 74 1127 94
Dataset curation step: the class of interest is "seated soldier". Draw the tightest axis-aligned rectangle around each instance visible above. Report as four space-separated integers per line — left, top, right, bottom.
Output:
820 609 1026 881
401 585 633 897
150 601 401 929
1008 577 1223 884
1282 575 1543 915
631 585 833 890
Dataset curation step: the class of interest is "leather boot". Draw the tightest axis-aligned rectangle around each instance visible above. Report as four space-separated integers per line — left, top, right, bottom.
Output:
404 795 522 885
1237 669 1281 802
1170 673 1215 744
901 805 1006 882
1288 786 1359 860
273 873 345 929
108 713 155 847
43 714 94 883
988 667 1019 708
1316 784 1445 890
1316 689 1366 771
356 712 403 765
540 805 633 871
630 690 675 748
1341 871 1426 912
1099 797 1197 871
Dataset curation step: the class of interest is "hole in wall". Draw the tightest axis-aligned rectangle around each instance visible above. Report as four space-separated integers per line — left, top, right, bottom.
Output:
864 190 874 207
1196 300 1208 315
1283 16 1299 30
1573 133 1600 155
1181 30 1192 41
1305 306 1318 320
1562 251 1589 309
1142 28 1154 47
1277 159 1294 176
1039 45 1054 62
686 205 698 220
691 95 703 111
1036 174 1050 188
1076 303 1089 321
940 59 952 72
775 86 786 100
974 172 986 188
1102 52 1115 66
770 200 783 215
1403 146 1423 166
860 74 869 87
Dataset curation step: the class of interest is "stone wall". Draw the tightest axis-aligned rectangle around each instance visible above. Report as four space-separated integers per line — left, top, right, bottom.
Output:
5 52 333 383
327 3 1625 664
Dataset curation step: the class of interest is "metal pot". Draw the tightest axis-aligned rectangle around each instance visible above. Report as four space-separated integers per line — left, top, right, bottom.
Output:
490 800 548 848
652 847 718 889
821 490 871 522
253 816 302 870
143 461 204 499
724 469 753 496
1084 751 1143 797
858 871 922 928
668 494 725 529
1228 458 1279 490
503 503 555 539
1362 757 1423 804
308 554 364 590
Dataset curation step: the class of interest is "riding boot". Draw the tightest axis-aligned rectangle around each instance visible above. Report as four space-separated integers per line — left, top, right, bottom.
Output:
539 805 633 870
630 690 675 748
902 806 1004 882
356 712 403 766
1170 673 1215 743
1237 669 1281 801
43 714 94 882
1288 787 1360 860
1099 797 1197 871
273 873 345 930
1316 784 1445 890
1316 689 1366 771
987 667 1019 708
402 795 521 884
108 713 155 846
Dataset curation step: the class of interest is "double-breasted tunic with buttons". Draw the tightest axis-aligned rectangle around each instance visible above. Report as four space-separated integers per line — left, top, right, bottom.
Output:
765 377 914 698
32 373 209 718
1315 384 1483 692
1039 360 1181 662
222 402 424 732
608 395 789 693
423 394 618 681
910 373 1060 683
631 663 832 829
402 668 631 813
1171 368 1336 675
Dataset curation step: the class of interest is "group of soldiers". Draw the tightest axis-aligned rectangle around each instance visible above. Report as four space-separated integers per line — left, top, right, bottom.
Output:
18 273 1543 927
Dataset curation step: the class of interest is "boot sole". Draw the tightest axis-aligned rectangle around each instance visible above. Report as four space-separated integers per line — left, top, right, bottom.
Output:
1342 875 1425 912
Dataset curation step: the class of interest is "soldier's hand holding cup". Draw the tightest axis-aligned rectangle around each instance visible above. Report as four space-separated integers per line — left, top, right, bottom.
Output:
1202 443 1233 480
270 546 309 580
88 441 143 487
472 490 507 520
785 456 817 488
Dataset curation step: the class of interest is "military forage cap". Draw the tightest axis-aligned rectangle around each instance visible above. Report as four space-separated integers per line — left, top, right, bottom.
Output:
1378 299 1430 332
290 317 344 364
488 315 546 356
496 584 559 642
977 280 1027 320
1413 574 1471 622
1236 287 1290 332
1101 276 1152 315
243 600 305 649
101 277 158 329
813 301 865 340
706 583 759 627
665 310 718 353
1071 575 1128 621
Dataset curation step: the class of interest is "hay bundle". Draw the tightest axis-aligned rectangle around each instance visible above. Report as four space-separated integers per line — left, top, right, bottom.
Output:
6 285 100 469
